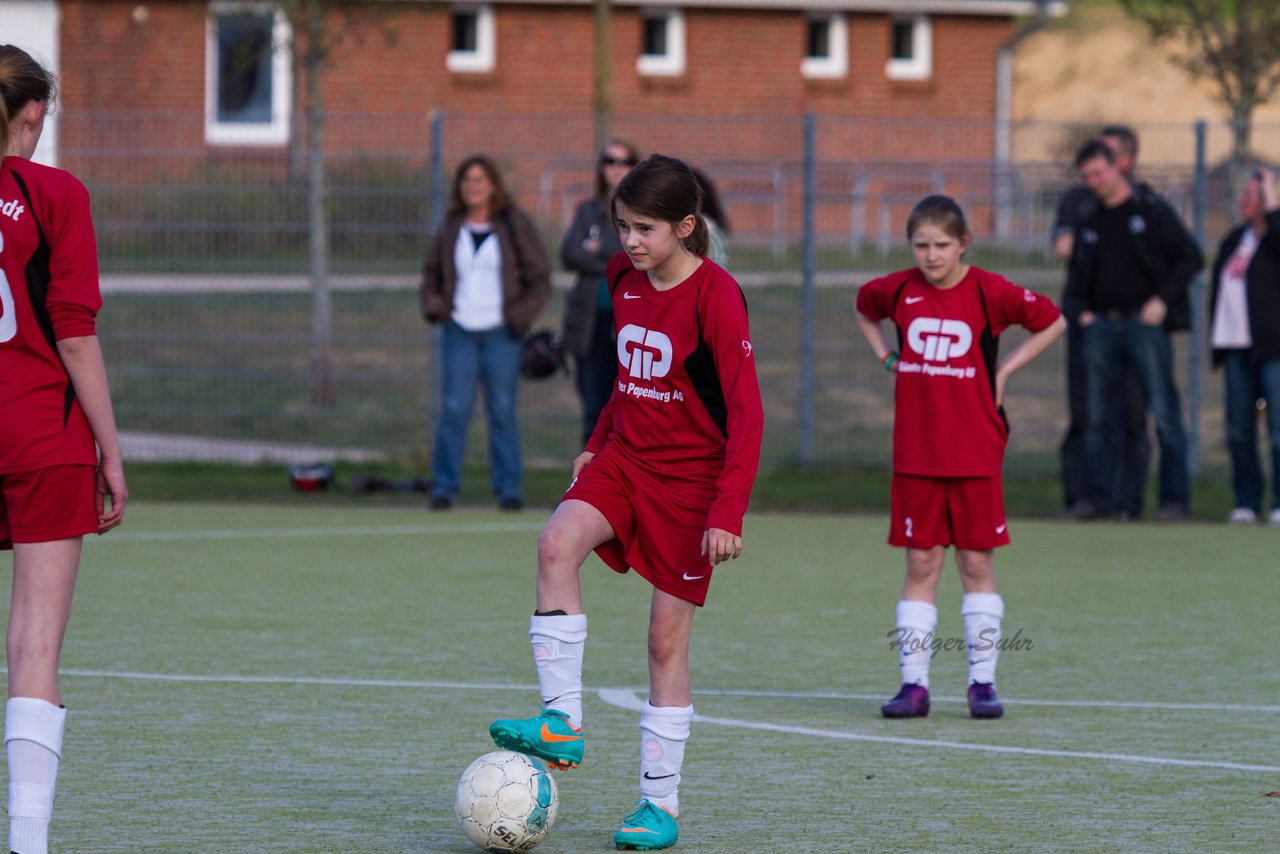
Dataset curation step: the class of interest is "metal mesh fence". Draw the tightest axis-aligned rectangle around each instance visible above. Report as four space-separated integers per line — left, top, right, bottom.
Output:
76 110 1280 479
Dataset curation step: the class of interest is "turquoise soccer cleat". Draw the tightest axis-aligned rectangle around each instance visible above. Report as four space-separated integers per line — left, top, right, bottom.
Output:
614 799 678 850
488 708 584 770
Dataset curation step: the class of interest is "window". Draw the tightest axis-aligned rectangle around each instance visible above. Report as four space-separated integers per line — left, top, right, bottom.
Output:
886 15 931 81
205 2 292 146
801 13 847 80
637 9 685 77
447 4 495 73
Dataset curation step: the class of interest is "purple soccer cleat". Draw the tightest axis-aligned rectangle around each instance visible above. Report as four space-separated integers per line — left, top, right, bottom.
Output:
967 682 1005 719
880 683 930 718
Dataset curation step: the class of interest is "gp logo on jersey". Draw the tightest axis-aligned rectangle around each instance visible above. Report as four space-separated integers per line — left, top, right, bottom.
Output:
617 324 673 380
906 317 972 361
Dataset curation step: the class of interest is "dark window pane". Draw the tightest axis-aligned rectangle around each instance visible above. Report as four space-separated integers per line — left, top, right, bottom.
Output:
216 12 273 124
892 21 914 60
807 20 829 59
642 17 667 56
452 11 478 52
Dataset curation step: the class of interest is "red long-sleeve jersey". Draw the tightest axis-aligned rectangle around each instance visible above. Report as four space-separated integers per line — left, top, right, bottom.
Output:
0 157 101 473
586 253 763 534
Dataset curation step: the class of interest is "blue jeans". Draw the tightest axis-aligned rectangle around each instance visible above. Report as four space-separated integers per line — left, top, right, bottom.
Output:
1083 317 1189 514
1221 350 1280 513
1060 320 1151 515
431 320 524 501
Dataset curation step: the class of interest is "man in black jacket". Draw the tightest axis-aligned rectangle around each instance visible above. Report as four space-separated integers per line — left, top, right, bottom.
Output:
1064 139 1204 521
1052 126 1151 519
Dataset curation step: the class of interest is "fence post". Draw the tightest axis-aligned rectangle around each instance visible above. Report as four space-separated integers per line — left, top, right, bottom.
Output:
1187 119 1207 479
799 112 817 469
429 110 445 231
426 111 446 455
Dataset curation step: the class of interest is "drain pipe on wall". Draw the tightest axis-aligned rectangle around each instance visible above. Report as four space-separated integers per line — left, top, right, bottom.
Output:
994 0 1061 240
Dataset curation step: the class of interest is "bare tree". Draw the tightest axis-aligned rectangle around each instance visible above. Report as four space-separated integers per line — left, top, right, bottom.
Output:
593 0 613 151
1119 0 1280 163
250 1 406 406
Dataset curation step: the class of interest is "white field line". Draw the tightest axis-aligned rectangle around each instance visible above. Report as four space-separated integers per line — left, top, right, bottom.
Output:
47 665 1280 773
54 670 1280 715
596 688 1280 774
93 521 546 543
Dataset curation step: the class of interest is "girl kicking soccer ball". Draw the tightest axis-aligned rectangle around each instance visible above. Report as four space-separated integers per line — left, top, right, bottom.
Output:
489 154 763 850
855 195 1064 719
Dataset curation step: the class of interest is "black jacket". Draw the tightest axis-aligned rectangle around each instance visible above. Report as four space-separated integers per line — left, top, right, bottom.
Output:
559 198 623 358
1062 183 1204 331
1208 209 1280 366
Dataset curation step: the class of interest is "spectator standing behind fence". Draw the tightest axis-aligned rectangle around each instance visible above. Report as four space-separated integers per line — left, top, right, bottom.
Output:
856 194 1064 721
1064 139 1203 522
1 45 128 854
1053 125 1151 520
560 139 640 444
1209 168 1280 526
420 155 551 511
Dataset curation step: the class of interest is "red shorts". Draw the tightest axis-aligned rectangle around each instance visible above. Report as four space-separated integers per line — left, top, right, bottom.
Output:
0 465 98 549
889 474 1010 551
563 447 718 606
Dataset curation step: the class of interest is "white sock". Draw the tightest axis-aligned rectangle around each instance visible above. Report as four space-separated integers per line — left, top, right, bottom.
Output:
962 592 1005 685
638 701 692 817
529 614 587 729
5 698 66 854
894 600 938 689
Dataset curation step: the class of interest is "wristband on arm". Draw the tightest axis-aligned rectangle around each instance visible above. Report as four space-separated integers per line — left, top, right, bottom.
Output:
882 351 900 373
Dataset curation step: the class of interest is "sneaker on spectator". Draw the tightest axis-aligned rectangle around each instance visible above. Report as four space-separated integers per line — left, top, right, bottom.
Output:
1227 507 1258 526
1063 501 1106 521
1269 509 1280 527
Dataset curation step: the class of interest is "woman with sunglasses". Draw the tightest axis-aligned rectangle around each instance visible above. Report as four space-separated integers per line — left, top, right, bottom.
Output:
560 139 641 444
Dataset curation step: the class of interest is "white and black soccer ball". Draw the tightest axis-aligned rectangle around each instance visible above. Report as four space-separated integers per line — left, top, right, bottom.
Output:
455 750 559 852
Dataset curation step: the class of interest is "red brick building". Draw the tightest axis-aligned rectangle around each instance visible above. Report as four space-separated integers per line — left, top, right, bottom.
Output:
10 0 1065 245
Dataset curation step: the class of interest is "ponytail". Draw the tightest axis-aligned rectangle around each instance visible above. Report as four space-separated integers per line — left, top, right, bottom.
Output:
684 214 710 257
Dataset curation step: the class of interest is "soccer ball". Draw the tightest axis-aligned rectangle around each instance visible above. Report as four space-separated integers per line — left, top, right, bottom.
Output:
455 750 559 852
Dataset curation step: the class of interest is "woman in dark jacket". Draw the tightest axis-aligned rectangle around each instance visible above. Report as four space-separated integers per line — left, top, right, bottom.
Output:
559 139 640 444
420 155 551 510
1208 168 1280 525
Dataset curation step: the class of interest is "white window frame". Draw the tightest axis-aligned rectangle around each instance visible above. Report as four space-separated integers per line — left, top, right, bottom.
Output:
801 12 847 80
204 1 293 147
446 4 496 74
886 15 932 81
636 8 685 77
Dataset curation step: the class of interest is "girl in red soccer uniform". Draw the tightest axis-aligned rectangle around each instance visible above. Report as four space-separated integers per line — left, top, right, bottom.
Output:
1 45 128 854
855 195 1064 720
489 155 762 849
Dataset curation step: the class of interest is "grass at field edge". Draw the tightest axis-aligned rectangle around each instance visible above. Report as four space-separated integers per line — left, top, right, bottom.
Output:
121 460 1238 522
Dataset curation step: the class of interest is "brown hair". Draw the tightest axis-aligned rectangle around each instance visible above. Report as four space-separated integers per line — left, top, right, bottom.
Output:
609 154 710 257
596 138 641 199
0 45 56 153
905 194 969 242
448 154 511 218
